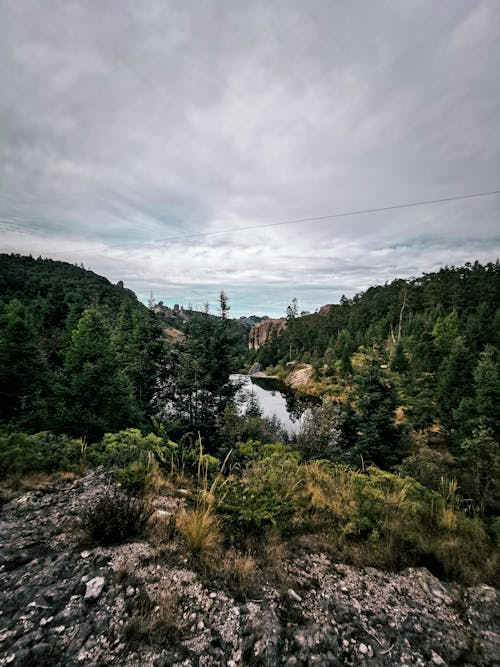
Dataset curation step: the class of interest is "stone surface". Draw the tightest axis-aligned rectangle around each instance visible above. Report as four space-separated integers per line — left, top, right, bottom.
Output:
248 318 286 350
0 470 499 666
84 577 105 602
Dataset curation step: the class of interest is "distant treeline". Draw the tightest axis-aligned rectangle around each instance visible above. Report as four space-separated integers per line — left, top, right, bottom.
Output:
251 261 499 439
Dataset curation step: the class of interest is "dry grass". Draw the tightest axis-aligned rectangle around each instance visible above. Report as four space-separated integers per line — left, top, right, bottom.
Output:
260 529 289 584
125 588 181 648
220 549 258 601
298 461 357 532
4 470 78 493
113 555 138 584
437 478 460 532
145 461 171 496
177 506 221 559
148 511 177 549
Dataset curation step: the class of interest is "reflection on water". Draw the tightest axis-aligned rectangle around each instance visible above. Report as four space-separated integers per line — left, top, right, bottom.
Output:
231 374 319 435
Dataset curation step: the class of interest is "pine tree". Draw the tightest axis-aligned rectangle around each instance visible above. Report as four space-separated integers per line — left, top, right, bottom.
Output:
436 336 473 430
346 358 403 468
454 344 500 438
113 300 164 415
58 308 139 441
390 341 409 373
0 299 48 427
155 293 240 450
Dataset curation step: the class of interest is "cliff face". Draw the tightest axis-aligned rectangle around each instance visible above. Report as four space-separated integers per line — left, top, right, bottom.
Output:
248 318 287 350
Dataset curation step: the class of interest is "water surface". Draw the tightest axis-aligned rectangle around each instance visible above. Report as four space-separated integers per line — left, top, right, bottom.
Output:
231 374 318 435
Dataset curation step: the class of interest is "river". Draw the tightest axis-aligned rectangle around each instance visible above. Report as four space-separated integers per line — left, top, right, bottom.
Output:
230 374 319 435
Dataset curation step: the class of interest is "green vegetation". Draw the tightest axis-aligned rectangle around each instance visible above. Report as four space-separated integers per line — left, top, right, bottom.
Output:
0 254 498 586
0 254 166 438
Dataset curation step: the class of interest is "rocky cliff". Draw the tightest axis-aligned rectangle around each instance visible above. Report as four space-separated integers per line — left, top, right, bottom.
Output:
248 318 287 350
0 471 499 666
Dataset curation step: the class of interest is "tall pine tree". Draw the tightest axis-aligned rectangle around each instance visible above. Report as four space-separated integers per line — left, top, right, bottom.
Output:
57 308 139 441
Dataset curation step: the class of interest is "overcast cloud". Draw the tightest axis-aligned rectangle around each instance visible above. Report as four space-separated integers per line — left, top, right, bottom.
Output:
1 0 499 316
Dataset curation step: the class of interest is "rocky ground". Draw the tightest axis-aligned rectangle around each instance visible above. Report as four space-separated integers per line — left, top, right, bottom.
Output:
0 471 499 666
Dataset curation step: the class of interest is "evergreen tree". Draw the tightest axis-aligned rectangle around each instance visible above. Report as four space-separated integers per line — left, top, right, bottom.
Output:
113 300 164 415
156 293 240 450
454 344 500 438
436 336 473 430
390 341 409 373
0 299 48 428
460 422 500 514
432 309 460 357
346 359 403 468
245 390 263 418
58 308 139 441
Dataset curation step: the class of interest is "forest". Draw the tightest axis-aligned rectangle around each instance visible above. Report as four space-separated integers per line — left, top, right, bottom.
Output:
0 253 499 586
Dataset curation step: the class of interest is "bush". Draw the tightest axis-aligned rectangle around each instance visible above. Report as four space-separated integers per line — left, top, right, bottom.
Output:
294 401 344 462
216 453 302 535
87 428 175 469
221 404 288 451
115 460 149 494
0 430 83 476
80 486 154 545
296 461 358 533
347 467 434 567
429 513 490 583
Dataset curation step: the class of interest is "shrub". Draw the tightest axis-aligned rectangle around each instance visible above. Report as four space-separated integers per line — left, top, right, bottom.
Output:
115 460 149 494
335 466 435 568
0 431 83 476
80 486 154 545
396 437 456 492
221 404 288 450
294 401 344 462
87 428 175 469
216 453 302 536
429 514 490 583
296 461 358 533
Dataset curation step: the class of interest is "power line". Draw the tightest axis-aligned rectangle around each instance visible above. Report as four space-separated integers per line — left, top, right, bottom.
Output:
149 188 500 245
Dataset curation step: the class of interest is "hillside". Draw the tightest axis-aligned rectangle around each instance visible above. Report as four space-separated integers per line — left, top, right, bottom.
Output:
249 262 500 445
0 254 168 436
1 470 498 666
0 254 140 316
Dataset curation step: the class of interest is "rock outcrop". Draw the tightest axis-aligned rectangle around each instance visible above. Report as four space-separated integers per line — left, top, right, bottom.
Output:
248 318 286 350
1 472 499 666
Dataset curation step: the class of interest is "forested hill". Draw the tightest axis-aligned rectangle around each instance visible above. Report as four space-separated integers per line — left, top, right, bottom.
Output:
0 253 139 316
0 253 246 442
254 261 500 368
251 261 499 441
0 253 167 437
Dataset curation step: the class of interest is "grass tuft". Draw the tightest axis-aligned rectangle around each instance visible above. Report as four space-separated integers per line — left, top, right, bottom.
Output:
177 506 221 559
79 486 154 545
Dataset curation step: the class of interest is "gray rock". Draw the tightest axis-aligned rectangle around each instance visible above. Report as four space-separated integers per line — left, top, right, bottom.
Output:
0 470 498 667
84 576 105 602
287 588 302 603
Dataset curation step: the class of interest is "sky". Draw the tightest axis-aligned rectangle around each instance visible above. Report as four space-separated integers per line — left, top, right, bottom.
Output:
1 0 499 318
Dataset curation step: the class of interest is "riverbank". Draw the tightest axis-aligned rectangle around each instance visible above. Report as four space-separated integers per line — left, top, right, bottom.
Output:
249 363 326 397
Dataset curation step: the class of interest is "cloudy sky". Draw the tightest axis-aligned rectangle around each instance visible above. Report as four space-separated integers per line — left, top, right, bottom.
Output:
1 0 499 317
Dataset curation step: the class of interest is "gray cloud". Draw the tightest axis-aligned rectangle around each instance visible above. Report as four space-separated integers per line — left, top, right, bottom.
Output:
1 0 499 316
